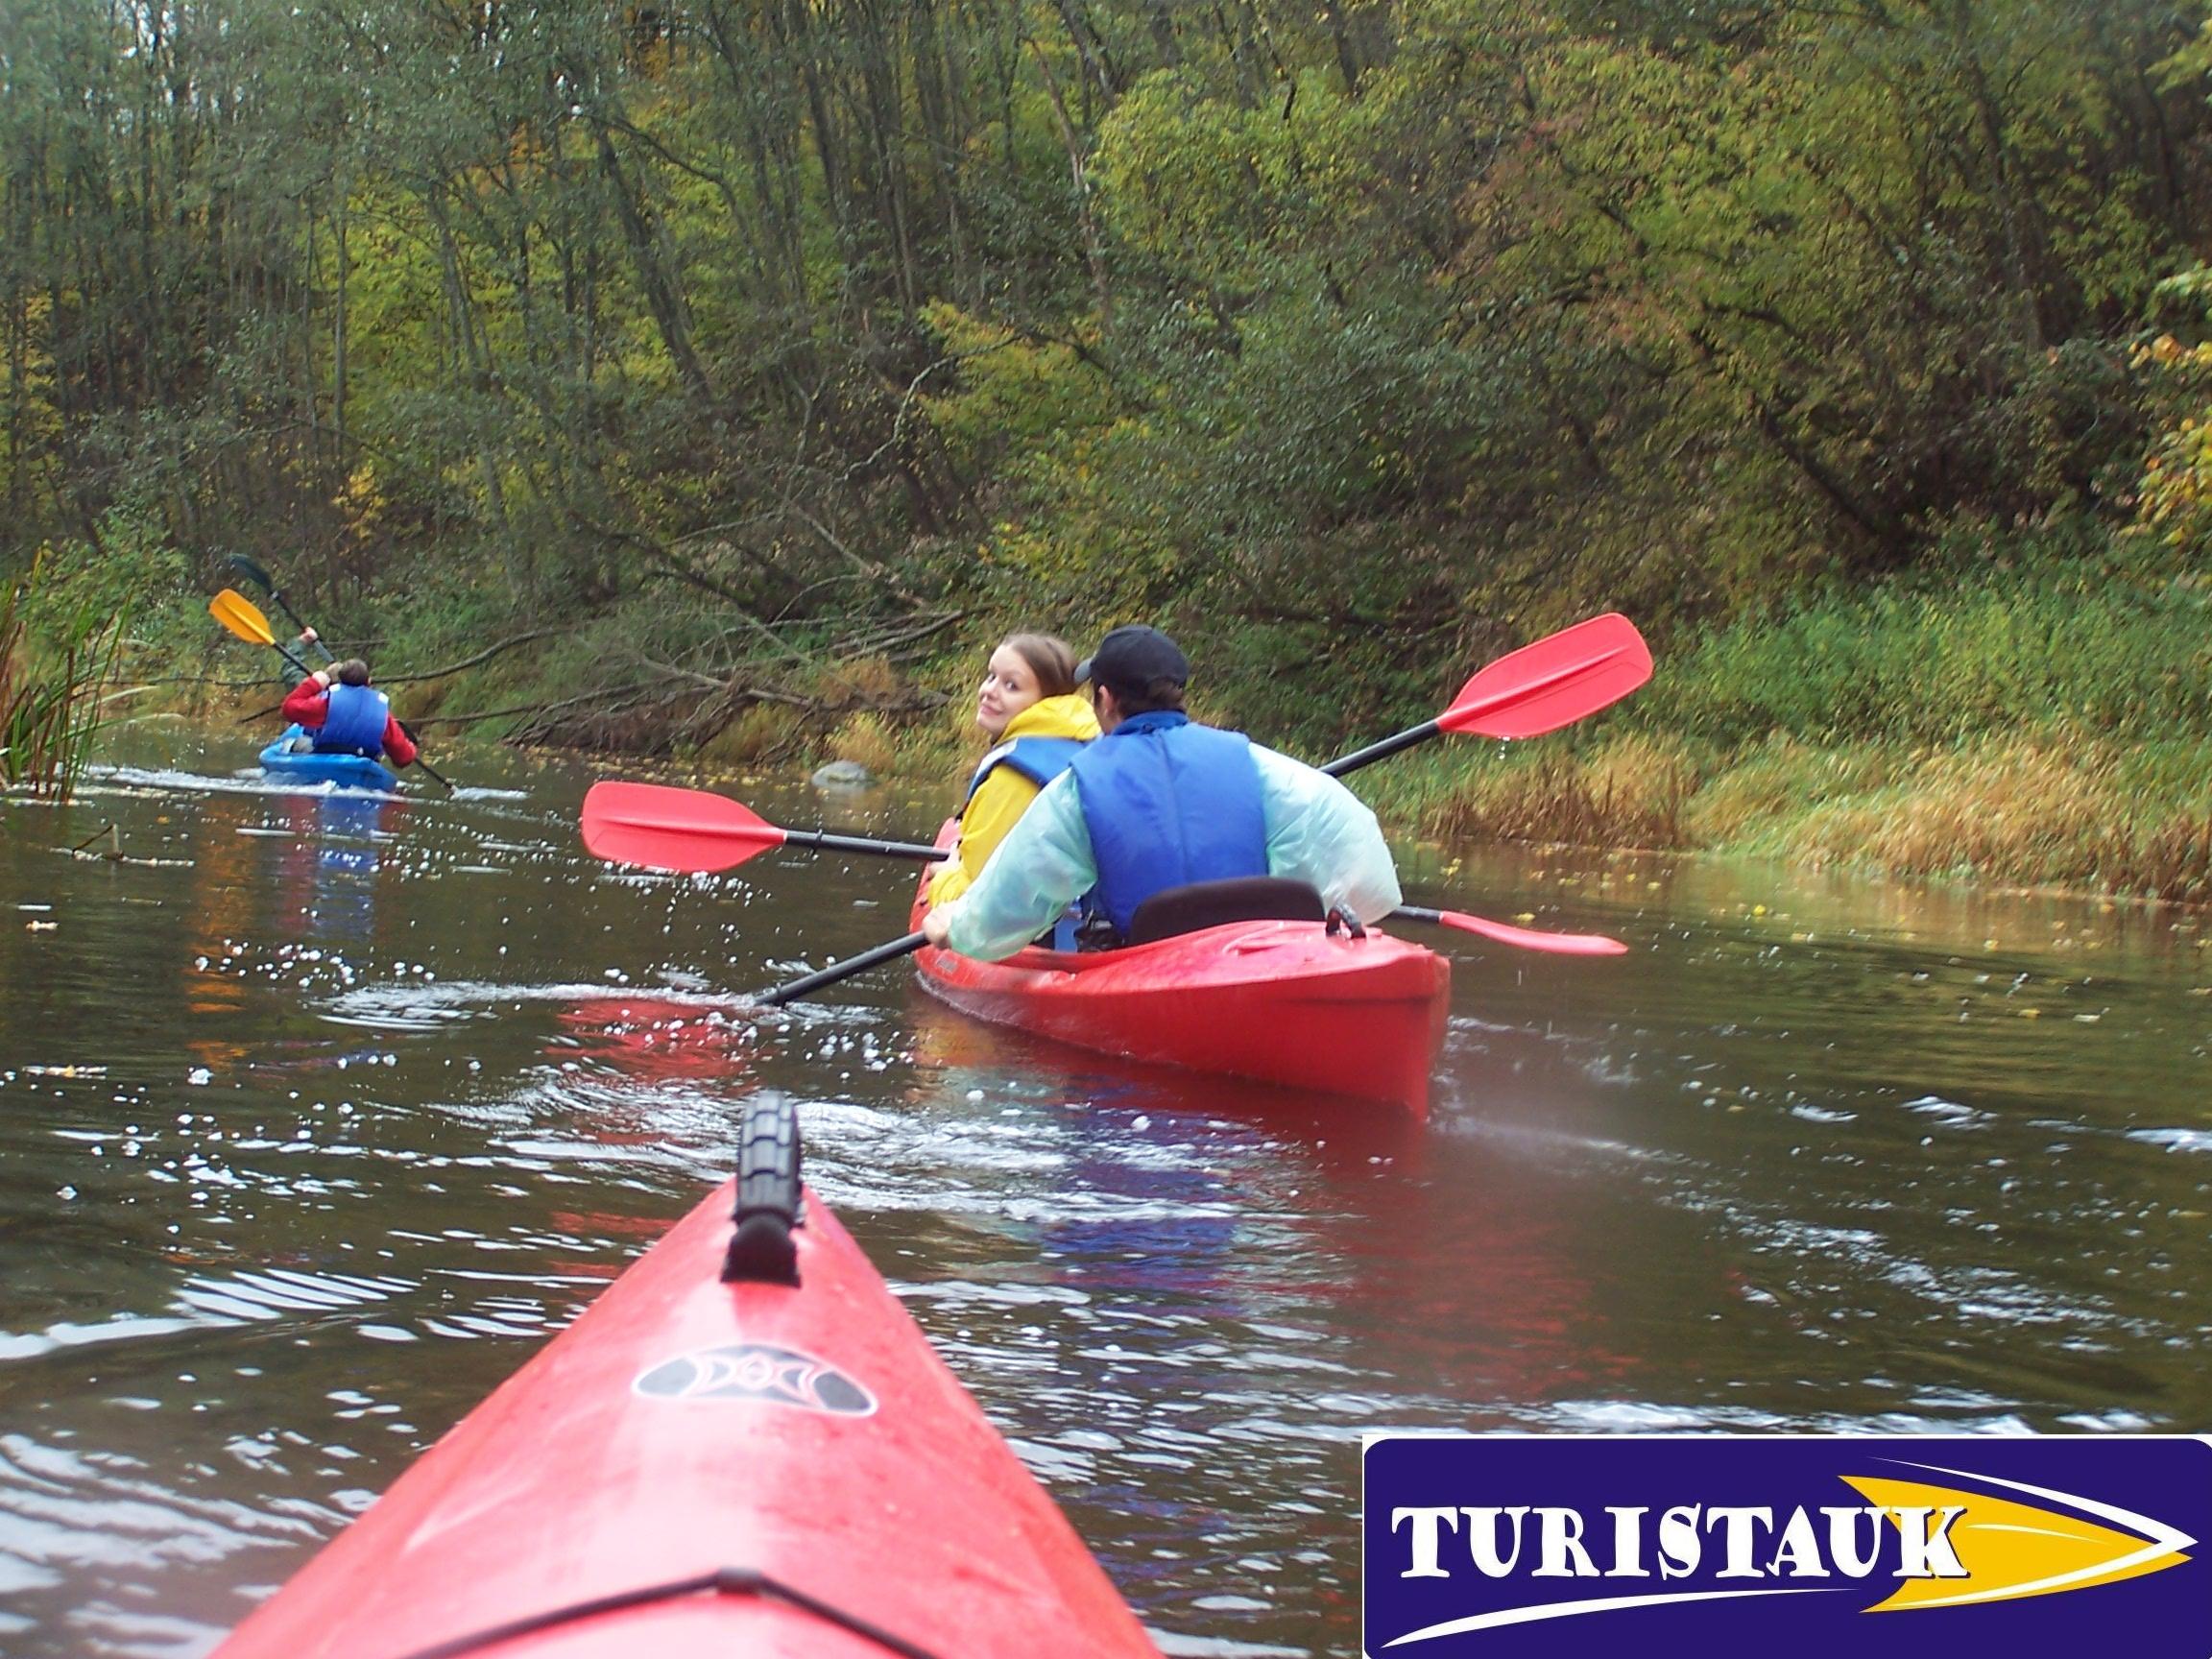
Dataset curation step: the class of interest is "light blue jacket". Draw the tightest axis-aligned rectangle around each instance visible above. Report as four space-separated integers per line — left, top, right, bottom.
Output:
935 741 1404 962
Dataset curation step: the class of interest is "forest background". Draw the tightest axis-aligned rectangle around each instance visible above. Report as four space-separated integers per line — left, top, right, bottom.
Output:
7 0 2212 898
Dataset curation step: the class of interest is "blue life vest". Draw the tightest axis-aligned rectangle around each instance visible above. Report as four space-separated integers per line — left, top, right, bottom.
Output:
314 682 391 757
961 735 1088 809
1068 710 1267 939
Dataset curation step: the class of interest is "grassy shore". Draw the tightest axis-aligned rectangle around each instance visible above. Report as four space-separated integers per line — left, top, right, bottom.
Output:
1350 729 2212 905
1352 553 2212 904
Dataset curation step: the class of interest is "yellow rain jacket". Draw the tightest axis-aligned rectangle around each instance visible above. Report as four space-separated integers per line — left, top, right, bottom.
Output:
927 692 1100 906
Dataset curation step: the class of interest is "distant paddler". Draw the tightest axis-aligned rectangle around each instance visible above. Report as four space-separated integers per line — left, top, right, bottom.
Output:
277 630 419 768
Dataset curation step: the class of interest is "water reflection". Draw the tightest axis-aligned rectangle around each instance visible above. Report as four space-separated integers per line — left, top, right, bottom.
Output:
279 793 402 952
551 998 757 1087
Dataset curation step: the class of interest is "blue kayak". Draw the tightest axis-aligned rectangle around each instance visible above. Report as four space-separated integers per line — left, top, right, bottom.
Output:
259 726 401 791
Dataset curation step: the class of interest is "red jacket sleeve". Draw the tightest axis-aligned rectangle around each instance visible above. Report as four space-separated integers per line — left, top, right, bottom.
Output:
281 679 328 726
382 716 419 767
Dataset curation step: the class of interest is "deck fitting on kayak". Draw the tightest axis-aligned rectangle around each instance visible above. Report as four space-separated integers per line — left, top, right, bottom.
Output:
723 1093 804 1285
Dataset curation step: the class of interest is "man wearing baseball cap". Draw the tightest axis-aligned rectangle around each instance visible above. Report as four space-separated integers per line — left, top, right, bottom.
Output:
922 622 1400 960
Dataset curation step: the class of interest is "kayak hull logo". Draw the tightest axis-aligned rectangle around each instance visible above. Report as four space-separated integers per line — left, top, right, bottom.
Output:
635 1342 876 1416
1363 1434 2209 1658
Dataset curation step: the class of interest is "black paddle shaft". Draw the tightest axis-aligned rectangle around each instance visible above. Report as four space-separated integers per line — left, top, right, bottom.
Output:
1321 719 1441 779
229 555 334 662
783 828 944 861
757 932 928 1008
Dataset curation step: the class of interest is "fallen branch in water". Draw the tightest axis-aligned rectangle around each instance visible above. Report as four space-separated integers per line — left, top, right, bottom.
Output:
63 846 193 868
373 627 577 685
132 673 292 689
204 631 561 685
56 824 192 868
406 683 668 727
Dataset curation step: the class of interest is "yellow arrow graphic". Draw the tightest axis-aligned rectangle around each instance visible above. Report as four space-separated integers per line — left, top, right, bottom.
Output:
1844 1474 2192 1611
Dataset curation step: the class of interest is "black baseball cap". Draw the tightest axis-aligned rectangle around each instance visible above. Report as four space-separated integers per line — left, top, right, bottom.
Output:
1076 625 1190 693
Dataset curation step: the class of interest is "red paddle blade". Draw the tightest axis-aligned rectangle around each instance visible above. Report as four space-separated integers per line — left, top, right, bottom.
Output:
1431 908 1628 956
1439 613 1652 740
580 781 788 872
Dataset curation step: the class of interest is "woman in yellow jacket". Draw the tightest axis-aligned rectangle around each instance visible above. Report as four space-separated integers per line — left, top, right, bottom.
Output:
927 633 1099 906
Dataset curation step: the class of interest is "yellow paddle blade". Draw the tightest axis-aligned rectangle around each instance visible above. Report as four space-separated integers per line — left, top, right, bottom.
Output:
208 588 276 646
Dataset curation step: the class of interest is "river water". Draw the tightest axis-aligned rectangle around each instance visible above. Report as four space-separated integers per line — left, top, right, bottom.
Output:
1 721 2207 1656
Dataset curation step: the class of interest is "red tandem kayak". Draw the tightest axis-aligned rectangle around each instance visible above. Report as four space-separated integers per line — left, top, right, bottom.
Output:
910 829 1450 1116
211 1096 1161 1659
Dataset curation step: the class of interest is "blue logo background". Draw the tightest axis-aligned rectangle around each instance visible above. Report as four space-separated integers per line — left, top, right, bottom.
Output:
1364 1434 2212 1658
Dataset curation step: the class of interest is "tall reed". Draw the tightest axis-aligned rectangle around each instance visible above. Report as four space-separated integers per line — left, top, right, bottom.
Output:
0 557 124 801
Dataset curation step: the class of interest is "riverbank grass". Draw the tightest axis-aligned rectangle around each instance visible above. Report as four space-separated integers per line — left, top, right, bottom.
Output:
1354 550 2212 902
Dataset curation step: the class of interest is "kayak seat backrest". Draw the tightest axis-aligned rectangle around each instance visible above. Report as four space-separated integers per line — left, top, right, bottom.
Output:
1124 876 1325 946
